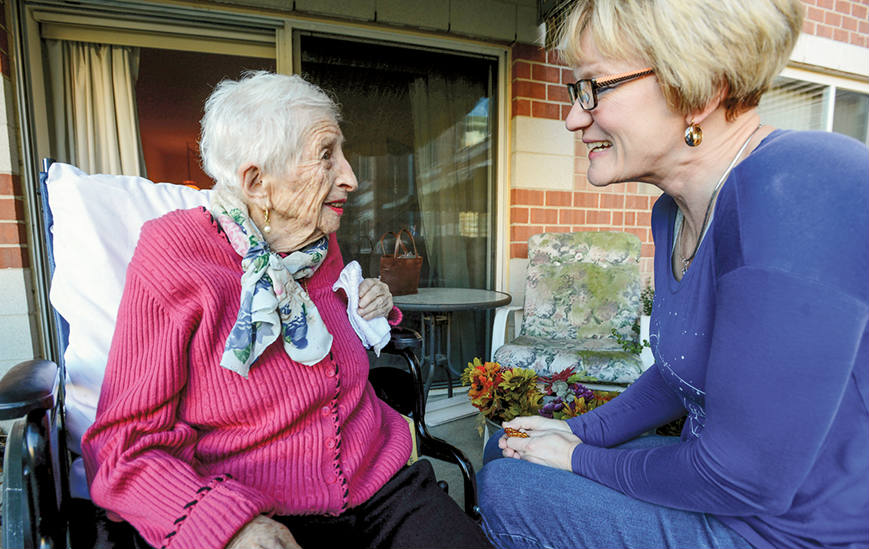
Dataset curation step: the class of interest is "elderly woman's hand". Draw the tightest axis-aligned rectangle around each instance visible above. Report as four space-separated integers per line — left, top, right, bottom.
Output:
358 278 393 320
226 515 301 549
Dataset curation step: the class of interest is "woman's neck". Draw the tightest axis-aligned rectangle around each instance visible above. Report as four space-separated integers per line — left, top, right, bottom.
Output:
660 110 769 241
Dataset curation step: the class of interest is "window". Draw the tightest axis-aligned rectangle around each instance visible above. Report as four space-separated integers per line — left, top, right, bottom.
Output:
758 76 869 146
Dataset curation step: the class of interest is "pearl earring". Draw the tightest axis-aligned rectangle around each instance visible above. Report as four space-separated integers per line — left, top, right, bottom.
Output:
262 208 271 234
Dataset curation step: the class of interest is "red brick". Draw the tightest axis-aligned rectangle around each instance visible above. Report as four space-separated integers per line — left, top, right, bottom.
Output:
807 6 825 21
532 64 561 84
510 207 529 223
545 225 570 233
530 207 558 224
512 188 545 206
510 242 528 259
612 211 624 226
561 104 573 120
545 191 572 206
802 19 816 34
586 210 611 224
817 24 834 38
853 3 868 18
835 0 851 13
641 243 655 257
860 19 869 33
547 83 569 103
817 0 833 8
512 98 531 117
0 222 26 245
511 225 544 242
637 211 652 227
625 227 646 241
0 173 19 195
600 193 625 209
623 211 636 225
561 68 576 84
573 191 598 208
531 101 560 119
842 15 859 30
825 10 843 25
546 49 567 66
625 195 649 210
559 208 585 224
513 60 532 80
0 246 26 268
834 27 850 41
850 33 867 46
0 198 25 220
513 80 547 100
512 43 546 63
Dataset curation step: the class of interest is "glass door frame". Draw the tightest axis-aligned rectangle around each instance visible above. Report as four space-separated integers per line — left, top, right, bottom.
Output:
279 18 511 295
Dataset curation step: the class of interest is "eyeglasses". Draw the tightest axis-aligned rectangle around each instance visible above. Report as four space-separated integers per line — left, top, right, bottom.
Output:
566 69 654 111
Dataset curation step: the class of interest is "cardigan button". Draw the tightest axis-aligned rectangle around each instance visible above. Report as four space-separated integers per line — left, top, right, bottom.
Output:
321 405 331 416
326 368 336 378
326 438 336 449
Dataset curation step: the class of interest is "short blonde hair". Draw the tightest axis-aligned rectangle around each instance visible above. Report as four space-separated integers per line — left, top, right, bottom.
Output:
559 0 803 120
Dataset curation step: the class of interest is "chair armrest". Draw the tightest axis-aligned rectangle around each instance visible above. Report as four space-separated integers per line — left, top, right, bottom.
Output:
0 360 60 419
490 305 523 359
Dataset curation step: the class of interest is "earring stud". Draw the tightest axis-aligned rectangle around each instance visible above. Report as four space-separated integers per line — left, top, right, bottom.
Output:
684 122 703 147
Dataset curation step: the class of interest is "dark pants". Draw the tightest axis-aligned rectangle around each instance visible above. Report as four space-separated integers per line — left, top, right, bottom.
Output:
277 460 492 549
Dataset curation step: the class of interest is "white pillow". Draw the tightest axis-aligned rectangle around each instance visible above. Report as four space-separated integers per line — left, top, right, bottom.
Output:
47 162 211 455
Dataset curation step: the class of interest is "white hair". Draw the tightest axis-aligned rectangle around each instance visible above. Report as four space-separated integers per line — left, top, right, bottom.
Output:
199 71 340 191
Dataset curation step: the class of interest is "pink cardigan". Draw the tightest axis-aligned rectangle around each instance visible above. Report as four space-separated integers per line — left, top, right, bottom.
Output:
82 208 412 549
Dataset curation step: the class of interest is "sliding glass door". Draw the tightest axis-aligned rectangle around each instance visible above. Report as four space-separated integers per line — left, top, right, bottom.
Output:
299 34 499 382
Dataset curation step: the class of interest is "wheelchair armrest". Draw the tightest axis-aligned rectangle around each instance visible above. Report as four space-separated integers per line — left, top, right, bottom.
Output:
0 359 60 419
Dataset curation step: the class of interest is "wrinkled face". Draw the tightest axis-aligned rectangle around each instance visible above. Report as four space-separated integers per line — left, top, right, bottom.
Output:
265 119 358 248
564 32 685 187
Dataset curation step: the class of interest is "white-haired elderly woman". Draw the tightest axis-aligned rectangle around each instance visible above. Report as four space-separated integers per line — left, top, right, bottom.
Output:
82 72 492 549
478 1 868 548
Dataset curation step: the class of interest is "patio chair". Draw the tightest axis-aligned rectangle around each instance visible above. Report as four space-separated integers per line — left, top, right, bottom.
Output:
0 160 478 548
491 231 645 392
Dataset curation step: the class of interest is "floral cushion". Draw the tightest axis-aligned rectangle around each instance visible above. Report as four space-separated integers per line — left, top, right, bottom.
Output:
493 336 643 384
523 232 641 342
498 231 643 386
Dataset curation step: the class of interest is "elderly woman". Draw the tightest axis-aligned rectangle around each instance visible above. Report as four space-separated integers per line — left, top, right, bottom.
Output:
477 1 868 548
82 72 491 549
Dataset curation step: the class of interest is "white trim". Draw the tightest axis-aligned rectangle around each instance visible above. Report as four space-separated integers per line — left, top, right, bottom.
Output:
790 33 869 84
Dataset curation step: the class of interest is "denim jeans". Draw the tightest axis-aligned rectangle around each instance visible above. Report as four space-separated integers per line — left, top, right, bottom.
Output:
478 432 751 549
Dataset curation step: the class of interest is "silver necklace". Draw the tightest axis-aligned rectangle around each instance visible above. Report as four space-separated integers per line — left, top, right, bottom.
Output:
678 124 762 276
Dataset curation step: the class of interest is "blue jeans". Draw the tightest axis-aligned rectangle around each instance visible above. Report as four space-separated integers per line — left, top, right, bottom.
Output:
478 432 751 549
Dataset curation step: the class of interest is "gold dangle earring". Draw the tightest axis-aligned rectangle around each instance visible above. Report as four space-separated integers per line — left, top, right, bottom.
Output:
684 121 703 147
262 208 271 234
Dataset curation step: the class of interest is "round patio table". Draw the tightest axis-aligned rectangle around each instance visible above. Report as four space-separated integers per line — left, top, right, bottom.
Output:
393 288 511 399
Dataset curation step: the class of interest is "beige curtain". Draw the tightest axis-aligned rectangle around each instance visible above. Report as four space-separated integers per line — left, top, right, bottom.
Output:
46 40 145 176
409 74 482 288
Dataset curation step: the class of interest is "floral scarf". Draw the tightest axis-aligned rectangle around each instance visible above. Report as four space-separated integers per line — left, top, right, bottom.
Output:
209 189 333 377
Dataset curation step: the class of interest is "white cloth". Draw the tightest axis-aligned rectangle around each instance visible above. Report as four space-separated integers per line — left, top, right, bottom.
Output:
333 261 391 356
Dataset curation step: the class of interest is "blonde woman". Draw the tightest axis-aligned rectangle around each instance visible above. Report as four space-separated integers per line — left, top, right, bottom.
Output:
477 1 868 548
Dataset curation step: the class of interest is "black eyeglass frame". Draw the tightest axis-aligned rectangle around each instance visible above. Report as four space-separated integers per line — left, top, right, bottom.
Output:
566 69 655 111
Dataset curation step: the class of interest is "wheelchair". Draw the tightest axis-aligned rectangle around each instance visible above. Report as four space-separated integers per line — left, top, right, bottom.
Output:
0 160 479 548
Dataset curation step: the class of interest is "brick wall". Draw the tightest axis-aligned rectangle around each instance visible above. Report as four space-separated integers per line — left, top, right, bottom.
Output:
803 0 868 46
509 44 659 278
0 1 25 270
507 0 869 281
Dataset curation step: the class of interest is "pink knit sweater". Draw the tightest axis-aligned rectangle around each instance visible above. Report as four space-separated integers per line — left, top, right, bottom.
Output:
81 208 412 549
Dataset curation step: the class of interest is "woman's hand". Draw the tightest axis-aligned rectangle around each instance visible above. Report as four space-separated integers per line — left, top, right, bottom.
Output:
498 415 581 471
226 515 301 549
358 278 393 320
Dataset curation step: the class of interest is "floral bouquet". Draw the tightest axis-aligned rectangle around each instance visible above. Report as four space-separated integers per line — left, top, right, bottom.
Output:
461 359 618 426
